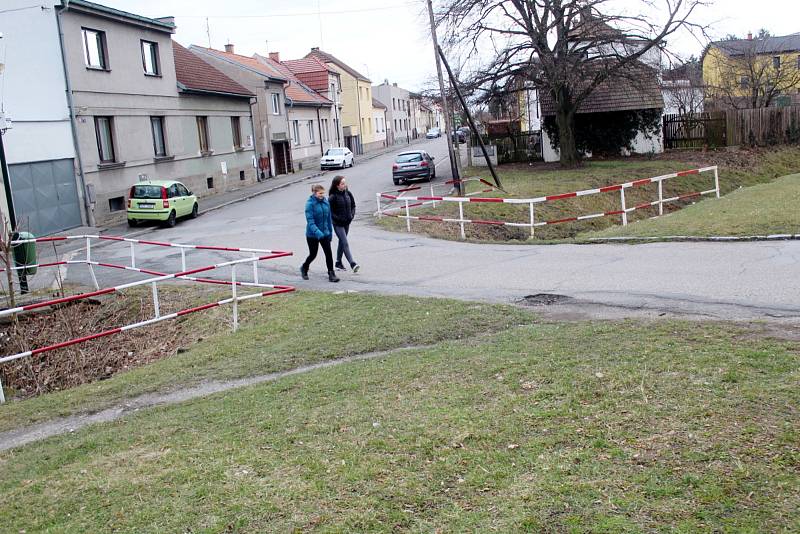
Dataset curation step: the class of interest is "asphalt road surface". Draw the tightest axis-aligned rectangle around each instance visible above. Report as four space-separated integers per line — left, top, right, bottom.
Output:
44 137 800 321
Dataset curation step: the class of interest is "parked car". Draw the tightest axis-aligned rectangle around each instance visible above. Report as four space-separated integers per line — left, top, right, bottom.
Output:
451 129 467 144
425 127 441 139
392 150 436 185
320 147 354 169
127 180 198 228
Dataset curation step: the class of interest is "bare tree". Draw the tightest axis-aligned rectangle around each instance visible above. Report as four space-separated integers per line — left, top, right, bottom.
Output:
706 35 800 109
437 0 707 166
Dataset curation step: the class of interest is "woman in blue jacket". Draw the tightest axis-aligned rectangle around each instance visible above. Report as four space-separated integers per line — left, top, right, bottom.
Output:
300 184 339 282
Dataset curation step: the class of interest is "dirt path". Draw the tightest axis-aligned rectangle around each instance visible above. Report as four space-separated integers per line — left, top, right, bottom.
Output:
0 344 434 452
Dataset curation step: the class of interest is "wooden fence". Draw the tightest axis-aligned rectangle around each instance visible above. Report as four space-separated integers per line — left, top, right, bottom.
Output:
664 106 800 149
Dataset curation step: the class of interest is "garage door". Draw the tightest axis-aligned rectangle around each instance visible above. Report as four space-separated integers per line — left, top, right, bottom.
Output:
9 159 82 236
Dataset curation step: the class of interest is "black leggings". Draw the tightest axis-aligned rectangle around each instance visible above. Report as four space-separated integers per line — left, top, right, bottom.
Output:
302 236 334 272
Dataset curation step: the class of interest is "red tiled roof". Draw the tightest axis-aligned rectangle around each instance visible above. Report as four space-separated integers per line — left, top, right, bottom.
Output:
189 46 287 82
172 42 253 97
306 48 370 82
254 54 331 106
283 57 332 93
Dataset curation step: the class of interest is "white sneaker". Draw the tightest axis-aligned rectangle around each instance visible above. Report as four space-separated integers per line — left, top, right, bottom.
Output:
352 263 360 273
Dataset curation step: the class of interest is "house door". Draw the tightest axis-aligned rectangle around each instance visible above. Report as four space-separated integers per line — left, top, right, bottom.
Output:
9 158 82 236
272 142 288 175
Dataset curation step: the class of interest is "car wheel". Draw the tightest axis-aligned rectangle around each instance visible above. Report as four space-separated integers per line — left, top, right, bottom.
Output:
349 158 354 168
190 203 198 219
163 210 177 228
127 218 138 227
393 179 399 186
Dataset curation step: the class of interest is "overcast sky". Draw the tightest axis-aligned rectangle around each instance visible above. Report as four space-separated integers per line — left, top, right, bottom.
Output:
99 0 800 91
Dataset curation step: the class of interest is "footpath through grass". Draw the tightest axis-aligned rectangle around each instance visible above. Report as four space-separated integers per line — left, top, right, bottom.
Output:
1 314 798 532
0 291 531 433
379 146 800 242
581 173 800 239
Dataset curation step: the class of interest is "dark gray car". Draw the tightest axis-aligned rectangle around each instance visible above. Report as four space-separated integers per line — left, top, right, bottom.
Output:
392 150 435 185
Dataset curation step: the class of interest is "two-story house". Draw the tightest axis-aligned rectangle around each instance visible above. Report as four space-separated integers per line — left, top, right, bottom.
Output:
373 81 411 146
57 1 257 225
305 48 381 154
282 56 345 148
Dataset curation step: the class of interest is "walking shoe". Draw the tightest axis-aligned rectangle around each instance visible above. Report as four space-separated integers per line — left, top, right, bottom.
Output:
351 263 360 273
335 261 346 271
300 265 309 280
328 270 340 283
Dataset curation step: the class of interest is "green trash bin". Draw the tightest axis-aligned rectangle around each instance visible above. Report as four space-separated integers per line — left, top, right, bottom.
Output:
12 232 37 276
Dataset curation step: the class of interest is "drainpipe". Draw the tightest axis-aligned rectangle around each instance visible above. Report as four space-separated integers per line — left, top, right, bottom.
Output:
56 1 95 227
285 95 294 172
316 106 324 156
355 81 363 154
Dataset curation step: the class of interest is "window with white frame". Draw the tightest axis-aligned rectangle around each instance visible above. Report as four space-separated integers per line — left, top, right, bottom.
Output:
307 120 315 144
141 40 160 75
150 116 167 157
291 120 300 145
271 93 281 114
81 28 108 69
94 116 115 162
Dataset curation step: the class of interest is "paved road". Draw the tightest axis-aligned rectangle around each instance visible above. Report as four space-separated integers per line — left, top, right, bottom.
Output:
47 137 800 320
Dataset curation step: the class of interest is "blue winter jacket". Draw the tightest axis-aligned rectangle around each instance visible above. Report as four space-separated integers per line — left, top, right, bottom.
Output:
304 195 333 240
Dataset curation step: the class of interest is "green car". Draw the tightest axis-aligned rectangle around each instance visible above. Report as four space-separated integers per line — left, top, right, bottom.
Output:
127 180 198 228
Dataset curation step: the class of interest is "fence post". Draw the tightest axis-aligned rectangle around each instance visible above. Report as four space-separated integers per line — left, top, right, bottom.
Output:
180 248 187 272
529 202 535 238
130 241 136 269
620 187 628 226
152 281 160 318
714 166 720 198
430 183 437 208
86 237 99 290
658 179 664 216
0 376 5 404
375 193 382 218
252 253 259 285
231 264 238 332
404 199 411 232
458 201 466 240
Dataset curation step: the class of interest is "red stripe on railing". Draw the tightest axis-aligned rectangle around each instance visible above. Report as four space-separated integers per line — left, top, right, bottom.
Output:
417 196 443 201
677 169 700 177
472 219 505 226
678 191 702 200
605 210 625 216
634 202 654 210
479 178 496 188
177 302 220 316
546 192 578 201
381 194 398 200
418 215 445 222
32 237 68 243
195 245 242 252
547 217 579 225
31 328 122 356
599 185 622 193
469 197 504 203
137 239 173 247
631 179 653 187
22 287 116 311
396 186 421 192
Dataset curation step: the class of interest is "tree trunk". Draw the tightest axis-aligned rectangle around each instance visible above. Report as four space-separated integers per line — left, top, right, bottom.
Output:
556 106 579 167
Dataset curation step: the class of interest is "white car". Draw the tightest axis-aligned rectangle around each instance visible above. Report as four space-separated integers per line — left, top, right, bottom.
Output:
320 147 354 169
425 128 441 139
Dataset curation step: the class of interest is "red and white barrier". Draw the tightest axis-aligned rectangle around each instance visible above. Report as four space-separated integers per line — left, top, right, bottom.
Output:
0 235 295 402
376 166 720 238
376 177 503 214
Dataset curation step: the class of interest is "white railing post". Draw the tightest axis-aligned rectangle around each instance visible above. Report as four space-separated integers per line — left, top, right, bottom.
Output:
714 166 720 198
152 282 160 318
86 237 99 290
620 187 628 226
375 193 382 218
658 179 664 216
430 183 437 208
180 248 187 272
130 241 136 269
252 253 259 285
0 376 5 404
458 201 466 240
404 199 411 232
231 265 238 332
529 202 535 238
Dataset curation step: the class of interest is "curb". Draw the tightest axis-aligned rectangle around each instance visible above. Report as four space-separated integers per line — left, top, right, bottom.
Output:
585 234 800 243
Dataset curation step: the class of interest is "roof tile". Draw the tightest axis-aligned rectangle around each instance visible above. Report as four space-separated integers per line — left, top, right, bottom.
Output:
173 42 253 97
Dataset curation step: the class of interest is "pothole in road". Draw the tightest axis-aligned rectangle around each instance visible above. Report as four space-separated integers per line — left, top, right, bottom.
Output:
518 293 574 306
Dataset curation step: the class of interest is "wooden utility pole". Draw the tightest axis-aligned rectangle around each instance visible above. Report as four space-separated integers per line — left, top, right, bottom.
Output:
426 0 461 194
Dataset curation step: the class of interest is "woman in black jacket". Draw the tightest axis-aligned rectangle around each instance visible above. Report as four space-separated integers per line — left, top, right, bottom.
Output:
328 176 360 272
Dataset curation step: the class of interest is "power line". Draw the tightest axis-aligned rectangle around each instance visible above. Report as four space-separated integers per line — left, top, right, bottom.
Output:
175 3 419 19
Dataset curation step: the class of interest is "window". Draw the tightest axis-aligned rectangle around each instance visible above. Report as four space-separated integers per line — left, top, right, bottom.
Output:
773 56 781 70
81 28 108 69
108 196 125 212
196 116 210 153
231 116 242 148
321 118 329 142
207 177 214 189
94 116 115 163
239 170 245 181
141 40 160 75
150 116 167 157
330 83 336 102
307 120 315 144
177 183 190 196
393 98 396 110
167 184 180 198
291 120 300 145
271 93 281 115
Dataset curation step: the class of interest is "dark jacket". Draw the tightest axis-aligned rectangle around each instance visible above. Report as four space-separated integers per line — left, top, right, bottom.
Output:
304 195 333 239
329 189 356 226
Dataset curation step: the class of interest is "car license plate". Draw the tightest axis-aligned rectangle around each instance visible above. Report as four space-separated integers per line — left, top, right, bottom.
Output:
138 202 155 209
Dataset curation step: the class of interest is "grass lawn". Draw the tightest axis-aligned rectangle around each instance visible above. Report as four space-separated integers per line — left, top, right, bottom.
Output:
0 291 532 434
1 304 798 531
378 146 800 242
581 173 800 239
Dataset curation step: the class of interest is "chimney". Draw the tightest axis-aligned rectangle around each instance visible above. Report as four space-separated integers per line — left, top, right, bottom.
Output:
224 43 235 54
269 52 280 62
393 82 397 87
747 32 752 40
311 47 319 52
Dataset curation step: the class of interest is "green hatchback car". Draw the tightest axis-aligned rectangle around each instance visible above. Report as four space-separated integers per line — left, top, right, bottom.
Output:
127 180 198 227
